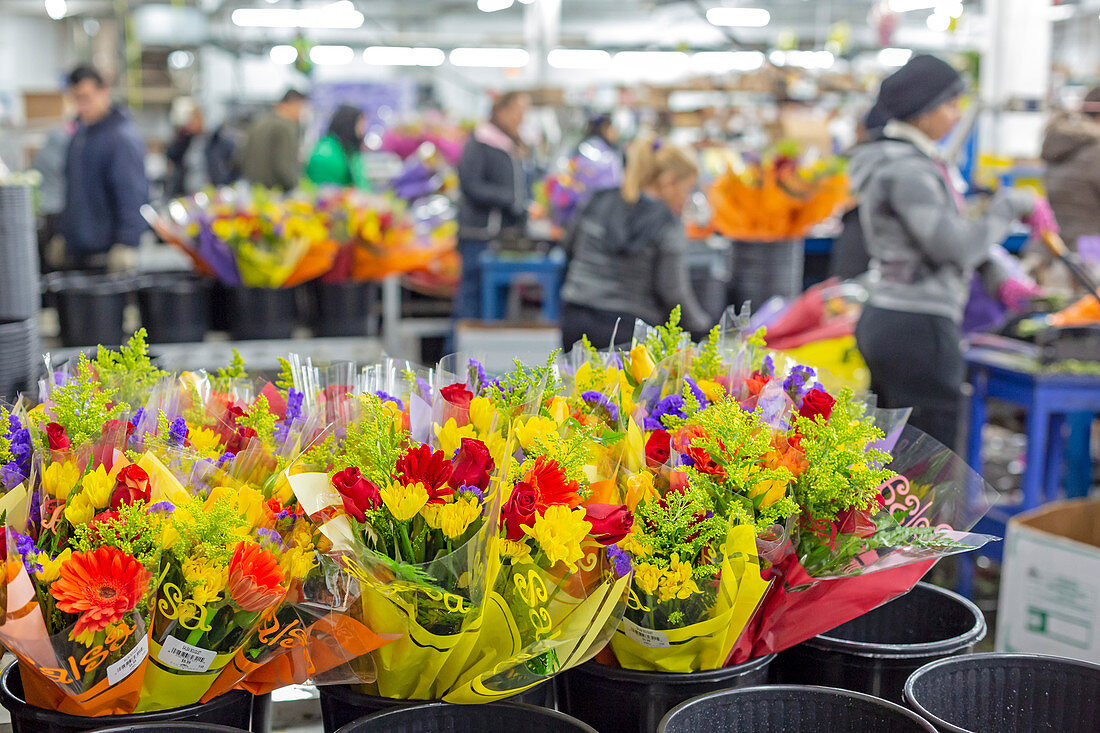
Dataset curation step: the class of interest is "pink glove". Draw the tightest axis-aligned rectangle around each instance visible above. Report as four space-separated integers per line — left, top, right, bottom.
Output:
998 278 1043 311
1024 196 1059 237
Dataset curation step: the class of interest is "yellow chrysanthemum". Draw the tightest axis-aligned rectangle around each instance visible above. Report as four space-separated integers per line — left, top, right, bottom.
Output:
656 553 700 603
513 415 560 451
497 538 533 564
188 427 222 456
380 481 429 522
64 492 95 526
81 465 114 509
183 556 228 607
437 497 481 539
469 396 496 435
37 548 71 584
421 502 443 529
620 531 652 559
72 626 98 647
522 505 591 571
281 547 317 581
633 562 661 595
628 346 655 382
435 418 476 458
42 461 80 501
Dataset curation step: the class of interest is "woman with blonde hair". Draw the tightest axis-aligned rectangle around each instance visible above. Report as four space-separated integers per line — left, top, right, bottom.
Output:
559 135 712 349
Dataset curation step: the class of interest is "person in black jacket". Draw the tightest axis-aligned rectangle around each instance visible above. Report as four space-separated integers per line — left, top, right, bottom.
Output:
61 65 149 270
454 91 532 322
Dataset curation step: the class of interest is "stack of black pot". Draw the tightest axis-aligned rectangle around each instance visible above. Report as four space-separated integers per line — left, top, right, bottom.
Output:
0 184 40 400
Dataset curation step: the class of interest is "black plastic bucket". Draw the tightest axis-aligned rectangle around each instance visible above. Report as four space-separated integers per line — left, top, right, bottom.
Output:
557 655 774 733
88 724 247 732
48 272 136 348
904 652 1100 732
776 582 986 703
318 680 556 733
309 281 378 337
0 663 254 733
658 684 935 732
137 272 212 343
224 286 297 340
334 701 597 733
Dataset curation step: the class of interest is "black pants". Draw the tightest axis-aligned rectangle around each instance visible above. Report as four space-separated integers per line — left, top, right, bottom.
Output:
855 305 964 450
560 302 640 352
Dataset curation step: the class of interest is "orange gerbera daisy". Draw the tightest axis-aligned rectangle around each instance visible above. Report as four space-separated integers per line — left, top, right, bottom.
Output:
524 456 580 512
49 546 151 636
227 541 287 612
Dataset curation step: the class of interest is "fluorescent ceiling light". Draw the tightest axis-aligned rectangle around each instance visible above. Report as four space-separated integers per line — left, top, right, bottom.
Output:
232 2 363 29
887 0 938 11
477 0 514 12
612 51 689 70
270 45 298 64
547 49 611 70
706 7 770 28
926 12 951 31
771 50 834 70
691 51 765 72
878 47 913 67
309 45 355 65
364 46 445 67
449 47 529 67
168 50 195 69
44 0 67 20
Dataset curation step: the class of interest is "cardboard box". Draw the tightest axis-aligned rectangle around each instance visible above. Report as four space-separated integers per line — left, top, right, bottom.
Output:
995 499 1100 663
22 91 65 123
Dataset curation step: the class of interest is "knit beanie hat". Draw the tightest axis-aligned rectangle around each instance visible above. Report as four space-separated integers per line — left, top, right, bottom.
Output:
877 54 965 122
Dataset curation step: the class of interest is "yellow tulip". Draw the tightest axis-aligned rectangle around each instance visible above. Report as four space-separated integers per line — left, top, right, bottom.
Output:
43 461 80 502
81 465 114 509
628 346 655 382
469 397 496 435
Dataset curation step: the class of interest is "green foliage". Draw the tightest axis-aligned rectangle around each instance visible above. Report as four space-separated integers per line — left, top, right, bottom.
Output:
238 396 278 445
73 501 163 571
300 430 340 472
169 495 248 565
792 388 895 520
520 427 594 488
275 358 295 392
43 354 128 447
580 334 600 361
633 486 726 574
487 352 563 414
644 306 690 365
0 404 12 466
93 329 166 404
215 349 248 385
746 327 767 349
340 394 409 485
690 326 723 381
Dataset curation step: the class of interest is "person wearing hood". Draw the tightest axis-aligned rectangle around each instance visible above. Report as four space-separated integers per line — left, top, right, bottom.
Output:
454 91 532 322
852 54 1042 448
559 135 711 350
828 102 890 281
60 65 149 270
306 104 369 188
1037 87 1100 290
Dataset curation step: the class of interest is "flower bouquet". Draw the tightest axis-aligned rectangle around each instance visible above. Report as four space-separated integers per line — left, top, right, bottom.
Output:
543 138 624 227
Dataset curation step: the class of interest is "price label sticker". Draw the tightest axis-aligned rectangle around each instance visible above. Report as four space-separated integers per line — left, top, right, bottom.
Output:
107 635 148 686
622 618 670 648
157 635 217 673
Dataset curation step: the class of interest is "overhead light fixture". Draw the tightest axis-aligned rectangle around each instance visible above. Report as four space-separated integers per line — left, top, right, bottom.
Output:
878 47 913 67
547 49 611 70
168 50 195 69
232 2 364 29
926 12 951 31
364 46 445 67
309 45 355 65
705 7 770 28
270 45 298 64
887 0 938 11
449 47 529 67
691 51 765 72
44 0 67 20
612 51 689 71
477 0 514 12
771 50 834 70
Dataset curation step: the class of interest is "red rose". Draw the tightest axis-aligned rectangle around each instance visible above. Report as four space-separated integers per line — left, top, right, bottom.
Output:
585 504 634 545
799 388 836 422
835 505 878 539
46 422 70 451
500 483 538 540
440 383 474 411
645 430 671 468
331 467 383 522
110 464 151 510
226 426 259 455
449 438 494 490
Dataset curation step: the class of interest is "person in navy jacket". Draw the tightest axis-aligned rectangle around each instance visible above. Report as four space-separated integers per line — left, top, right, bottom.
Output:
60 65 149 270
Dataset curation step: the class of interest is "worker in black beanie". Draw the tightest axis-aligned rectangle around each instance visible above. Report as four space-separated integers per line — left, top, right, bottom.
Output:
850 54 1044 449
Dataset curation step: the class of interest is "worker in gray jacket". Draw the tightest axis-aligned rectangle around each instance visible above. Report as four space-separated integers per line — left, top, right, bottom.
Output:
560 135 711 349
853 54 1039 449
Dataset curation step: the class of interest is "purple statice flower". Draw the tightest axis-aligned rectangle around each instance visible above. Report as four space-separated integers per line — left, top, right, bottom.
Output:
255 527 284 550
456 485 485 503
129 407 145 432
761 354 775 378
52 371 69 387
679 453 695 468
684 377 709 409
606 544 632 578
2 413 32 489
468 359 488 391
215 452 235 469
609 352 623 369
580 391 620 424
416 377 432 402
782 365 816 401
148 501 175 514
275 388 305 443
12 530 41 574
167 417 188 447
375 391 404 411
275 509 295 522
643 394 686 431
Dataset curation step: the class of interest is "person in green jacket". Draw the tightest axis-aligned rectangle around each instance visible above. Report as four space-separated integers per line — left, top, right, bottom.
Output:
306 104 369 188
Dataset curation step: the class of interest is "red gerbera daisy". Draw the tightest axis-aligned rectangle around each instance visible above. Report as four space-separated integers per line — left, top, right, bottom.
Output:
524 456 580 512
49 546 151 636
227 541 287 612
395 444 453 504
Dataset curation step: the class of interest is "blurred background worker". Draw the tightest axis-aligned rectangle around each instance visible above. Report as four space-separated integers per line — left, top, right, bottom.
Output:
239 89 308 191
306 104 369 188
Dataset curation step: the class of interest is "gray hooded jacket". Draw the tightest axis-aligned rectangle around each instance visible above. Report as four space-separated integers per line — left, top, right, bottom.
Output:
850 128 1033 321
560 189 711 333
